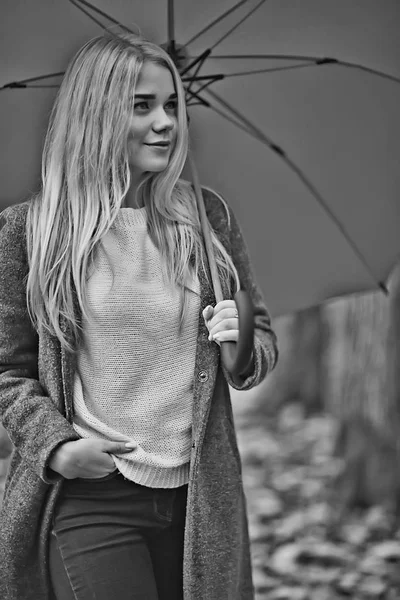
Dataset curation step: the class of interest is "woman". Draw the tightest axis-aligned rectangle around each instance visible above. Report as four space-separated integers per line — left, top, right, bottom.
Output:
0 33 278 600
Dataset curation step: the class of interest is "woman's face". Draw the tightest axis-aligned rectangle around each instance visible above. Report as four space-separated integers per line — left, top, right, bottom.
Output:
127 61 178 177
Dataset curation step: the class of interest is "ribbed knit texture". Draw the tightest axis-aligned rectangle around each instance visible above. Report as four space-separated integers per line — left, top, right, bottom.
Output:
72 207 200 488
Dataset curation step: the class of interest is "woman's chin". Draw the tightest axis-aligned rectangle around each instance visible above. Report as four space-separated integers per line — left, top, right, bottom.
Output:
129 158 170 178
147 159 170 173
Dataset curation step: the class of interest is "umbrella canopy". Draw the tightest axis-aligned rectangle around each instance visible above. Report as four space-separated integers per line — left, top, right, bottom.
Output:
1 0 400 317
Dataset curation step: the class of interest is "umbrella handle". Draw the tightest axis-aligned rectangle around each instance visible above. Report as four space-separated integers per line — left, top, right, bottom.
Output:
220 289 254 381
187 151 254 381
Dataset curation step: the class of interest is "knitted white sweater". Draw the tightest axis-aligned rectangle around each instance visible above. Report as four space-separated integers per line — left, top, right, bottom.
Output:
72 207 200 488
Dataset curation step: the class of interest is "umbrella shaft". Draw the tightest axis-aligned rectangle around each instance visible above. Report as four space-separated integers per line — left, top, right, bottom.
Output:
188 152 223 304
168 0 175 48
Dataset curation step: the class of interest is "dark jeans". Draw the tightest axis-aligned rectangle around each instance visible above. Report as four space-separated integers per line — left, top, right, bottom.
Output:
49 470 187 600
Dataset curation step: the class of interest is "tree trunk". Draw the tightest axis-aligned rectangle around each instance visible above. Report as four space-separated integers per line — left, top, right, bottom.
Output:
291 306 325 415
254 306 325 418
323 283 400 516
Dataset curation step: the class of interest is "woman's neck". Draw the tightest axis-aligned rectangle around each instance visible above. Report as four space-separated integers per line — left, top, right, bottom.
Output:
123 170 145 209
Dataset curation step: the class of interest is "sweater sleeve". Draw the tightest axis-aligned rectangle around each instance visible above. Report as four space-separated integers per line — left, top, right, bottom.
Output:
202 188 278 390
0 205 79 484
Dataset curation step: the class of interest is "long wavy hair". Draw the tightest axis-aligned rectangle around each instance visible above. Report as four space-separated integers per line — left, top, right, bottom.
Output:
24 32 239 351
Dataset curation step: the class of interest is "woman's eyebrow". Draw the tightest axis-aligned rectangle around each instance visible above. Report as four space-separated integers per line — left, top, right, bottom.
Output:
134 93 177 100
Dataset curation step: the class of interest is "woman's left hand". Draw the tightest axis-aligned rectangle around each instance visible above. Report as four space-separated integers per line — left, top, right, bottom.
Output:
202 300 239 346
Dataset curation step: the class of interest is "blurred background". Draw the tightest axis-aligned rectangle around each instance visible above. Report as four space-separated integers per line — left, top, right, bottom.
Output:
229 282 400 599
1 1 400 598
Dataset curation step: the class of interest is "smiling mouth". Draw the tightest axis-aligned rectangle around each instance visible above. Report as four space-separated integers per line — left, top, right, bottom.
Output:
145 142 171 148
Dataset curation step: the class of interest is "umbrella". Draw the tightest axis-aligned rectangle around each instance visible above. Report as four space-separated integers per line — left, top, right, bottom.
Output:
1 0 400 322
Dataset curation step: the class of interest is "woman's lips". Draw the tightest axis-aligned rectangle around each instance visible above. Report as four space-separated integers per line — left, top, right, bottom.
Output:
145 142 170 147
145 142 171 151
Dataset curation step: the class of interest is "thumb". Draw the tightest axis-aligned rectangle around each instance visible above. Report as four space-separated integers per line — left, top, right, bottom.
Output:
202 305 214 321
102 440 137 454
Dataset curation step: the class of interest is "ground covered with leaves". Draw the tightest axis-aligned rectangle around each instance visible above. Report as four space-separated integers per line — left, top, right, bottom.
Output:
233 400 400 600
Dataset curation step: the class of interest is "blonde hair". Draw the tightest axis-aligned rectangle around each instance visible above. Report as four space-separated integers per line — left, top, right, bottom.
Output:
25 32 239 351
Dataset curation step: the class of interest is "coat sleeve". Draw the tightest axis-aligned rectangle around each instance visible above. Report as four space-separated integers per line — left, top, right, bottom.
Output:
0 206 79 484
202 187 278 391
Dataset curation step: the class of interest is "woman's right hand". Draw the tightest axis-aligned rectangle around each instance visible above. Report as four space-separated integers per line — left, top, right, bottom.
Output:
48 438 136 479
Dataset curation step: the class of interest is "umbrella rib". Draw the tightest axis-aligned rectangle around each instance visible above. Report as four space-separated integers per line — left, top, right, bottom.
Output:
197 54 321 59
183 0 248 47
180 49 211 78
339 59 400 85
182 75 225 83
201 53 400 63
199 100 262 138
186 88 211 107
283 156 388 294
68 0 111 30
185 53 209 96
193 53 337 60
19 85 60 89
67 0 136 34
212 62 319 78
187 76 225 97
193 54 400 84
204 88 388 293
0 72 65 90
209 0 269 52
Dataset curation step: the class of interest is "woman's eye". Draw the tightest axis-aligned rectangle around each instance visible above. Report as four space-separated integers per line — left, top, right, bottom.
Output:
134 101 149 111
165 101 178 112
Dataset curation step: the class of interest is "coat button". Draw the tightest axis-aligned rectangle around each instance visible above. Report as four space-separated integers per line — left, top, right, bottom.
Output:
197 370 209 383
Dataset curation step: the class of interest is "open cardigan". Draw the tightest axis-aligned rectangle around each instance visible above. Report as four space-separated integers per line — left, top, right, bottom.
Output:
0 187 278 600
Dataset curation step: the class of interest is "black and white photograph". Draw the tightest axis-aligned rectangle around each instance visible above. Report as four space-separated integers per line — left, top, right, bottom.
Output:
1 2 400 599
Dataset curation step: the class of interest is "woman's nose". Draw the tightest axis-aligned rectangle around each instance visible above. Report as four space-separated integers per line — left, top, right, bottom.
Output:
152 108 175 132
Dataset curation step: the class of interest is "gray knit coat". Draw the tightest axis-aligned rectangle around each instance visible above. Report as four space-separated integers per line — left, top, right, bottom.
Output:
0 188 278 600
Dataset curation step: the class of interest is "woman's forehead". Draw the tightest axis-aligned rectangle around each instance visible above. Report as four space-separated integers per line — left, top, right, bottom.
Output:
136 62 176 97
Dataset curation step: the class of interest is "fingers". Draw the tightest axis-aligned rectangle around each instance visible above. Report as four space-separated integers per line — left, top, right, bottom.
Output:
207 299 236 316
202 300 239 345
211 329 239 344
203 301 237 327
102 440 137 454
